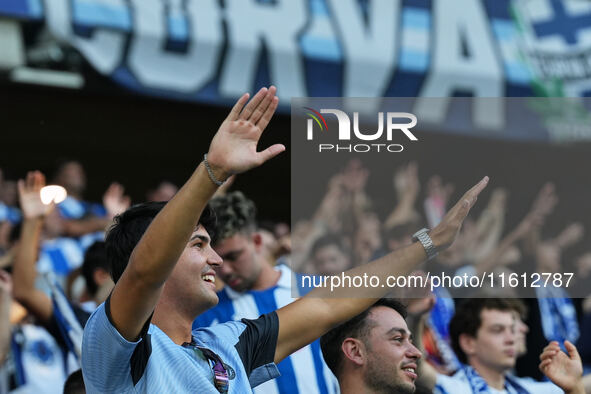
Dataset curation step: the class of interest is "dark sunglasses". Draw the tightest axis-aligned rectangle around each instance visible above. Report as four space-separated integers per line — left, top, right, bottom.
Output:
183 341 230 393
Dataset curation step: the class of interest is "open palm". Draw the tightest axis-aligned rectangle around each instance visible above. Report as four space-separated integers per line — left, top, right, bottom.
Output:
540 341 583 392
206 86 285 178
18 171 53 219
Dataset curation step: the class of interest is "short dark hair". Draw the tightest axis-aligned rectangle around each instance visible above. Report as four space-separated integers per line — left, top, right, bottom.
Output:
505 298 528 320
209 191 256 243
320 299 407 378
105 201 216 284
63 369 85 394
449 298 514 364
80 241 108 296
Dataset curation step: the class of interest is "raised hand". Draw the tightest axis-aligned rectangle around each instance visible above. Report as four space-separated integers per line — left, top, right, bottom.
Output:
486 187 507 215
554 222 584 249
426 175 454 206
531 182 558 219
404 280 436 316
394 161 419 200
103 182 131 218
429 177 489 251
206 86 285 180
424 175 455 227
17 171 53 219
539 341 584 394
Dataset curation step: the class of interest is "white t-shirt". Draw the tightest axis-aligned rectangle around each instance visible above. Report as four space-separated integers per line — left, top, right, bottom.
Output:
8 324 74 394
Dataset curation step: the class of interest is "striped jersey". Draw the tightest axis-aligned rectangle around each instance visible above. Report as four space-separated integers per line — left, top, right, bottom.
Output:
37 233 105 285
193 264 339 394
4 323 76 394
57 197 106 220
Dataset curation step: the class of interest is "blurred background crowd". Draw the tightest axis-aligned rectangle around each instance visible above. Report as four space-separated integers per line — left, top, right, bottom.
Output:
1 156 590 392
291 158 591 382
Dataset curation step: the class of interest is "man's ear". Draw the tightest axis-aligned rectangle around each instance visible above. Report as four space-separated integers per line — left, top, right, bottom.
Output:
93 268 111 286
459 333 477 360
252 232 263 251
342 338 366 367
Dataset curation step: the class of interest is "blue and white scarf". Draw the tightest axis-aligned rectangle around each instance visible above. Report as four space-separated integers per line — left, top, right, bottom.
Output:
44 272 84 364
536 286 579 348
428 286 461 371
462 364 529 394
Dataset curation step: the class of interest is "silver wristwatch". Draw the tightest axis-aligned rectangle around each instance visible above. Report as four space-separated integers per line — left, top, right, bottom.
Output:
412 228 438 260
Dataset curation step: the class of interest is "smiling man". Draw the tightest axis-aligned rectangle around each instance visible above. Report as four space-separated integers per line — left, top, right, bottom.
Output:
320 299 421 394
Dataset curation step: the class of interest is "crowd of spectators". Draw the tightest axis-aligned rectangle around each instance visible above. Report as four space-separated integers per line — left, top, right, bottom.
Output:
292 158 591 392
0 111 589 392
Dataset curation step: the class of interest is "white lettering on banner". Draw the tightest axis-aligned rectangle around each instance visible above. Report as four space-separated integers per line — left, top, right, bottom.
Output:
327 0 399 97
414 0 505 130
128 0 223 92
220 0 307 101
31 0 521 136
44 0 125 74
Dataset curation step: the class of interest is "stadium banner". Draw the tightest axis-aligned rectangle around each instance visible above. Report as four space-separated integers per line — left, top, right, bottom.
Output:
2 0 591 141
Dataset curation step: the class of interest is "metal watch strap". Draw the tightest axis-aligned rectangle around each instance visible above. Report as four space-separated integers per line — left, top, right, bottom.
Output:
412 228 438 260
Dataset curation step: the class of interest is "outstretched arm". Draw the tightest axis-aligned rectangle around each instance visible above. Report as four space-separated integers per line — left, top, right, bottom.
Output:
109 87 284 341
539 340 584 394
384 161 420 229
274 176 489 363
12 171 54 323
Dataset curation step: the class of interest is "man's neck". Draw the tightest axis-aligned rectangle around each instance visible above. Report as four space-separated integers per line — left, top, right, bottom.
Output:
152 299 197 345
469 359 506 390
339 376 376 394
250 259 281 291
339 374 388 394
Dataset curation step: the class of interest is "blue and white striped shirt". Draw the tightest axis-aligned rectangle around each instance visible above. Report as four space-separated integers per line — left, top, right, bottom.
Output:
36 232 105 285
194 264 339 394
0 203 21 224
57 197 106 220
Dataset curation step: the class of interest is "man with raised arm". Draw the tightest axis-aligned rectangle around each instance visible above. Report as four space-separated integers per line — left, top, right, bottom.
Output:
81 86 489 393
